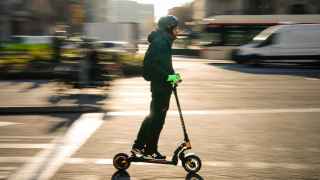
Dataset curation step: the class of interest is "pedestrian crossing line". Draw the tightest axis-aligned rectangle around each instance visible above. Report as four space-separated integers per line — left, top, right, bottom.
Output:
106 108 320 117
0 122 22 127
0 139 54 142
0 175 9 180
1 156 320 170
107 140 320 153
0 136 57 139
0 167 17 171
243 162 311 170
8 113 104 180
214 84 236 88
0 144 51 149
0 157 32 163
304 78 319 81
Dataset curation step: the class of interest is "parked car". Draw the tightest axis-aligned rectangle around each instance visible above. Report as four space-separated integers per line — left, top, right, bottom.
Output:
231 24 320 65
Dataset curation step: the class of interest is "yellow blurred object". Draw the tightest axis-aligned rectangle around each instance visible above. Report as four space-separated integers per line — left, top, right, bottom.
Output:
30 47 52 61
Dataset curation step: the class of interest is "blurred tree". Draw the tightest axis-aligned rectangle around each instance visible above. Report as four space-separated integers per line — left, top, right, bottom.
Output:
168 3 193 30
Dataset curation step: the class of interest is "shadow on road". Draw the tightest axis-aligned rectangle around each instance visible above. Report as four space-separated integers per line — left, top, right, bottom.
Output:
111 170 130 180
47 92 108 133
12 80 51 93
49 93 108 106
185 173 204 180
47 113 82 133
111 170 204 180
209 62 320 79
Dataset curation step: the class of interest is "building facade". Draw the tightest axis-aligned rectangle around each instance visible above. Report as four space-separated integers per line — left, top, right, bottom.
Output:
0 0 53 41
86 0 154 24
193 0 320 20
87 0 154 38
0 0 84 41
85 0 108 22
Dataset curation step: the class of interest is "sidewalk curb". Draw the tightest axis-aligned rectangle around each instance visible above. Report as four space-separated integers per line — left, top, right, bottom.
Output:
0 105 103 115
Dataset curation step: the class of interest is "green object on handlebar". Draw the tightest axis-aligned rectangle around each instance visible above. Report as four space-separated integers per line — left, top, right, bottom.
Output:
167 73 182 86
175 73 182 82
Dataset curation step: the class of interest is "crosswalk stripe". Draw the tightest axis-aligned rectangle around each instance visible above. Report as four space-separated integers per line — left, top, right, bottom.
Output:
0 156 319 170
0 144 51 149
106 108 320 117
0 122 22 127
107 141 320 153
0 136 57 139
304 78 319 81
0 157 32 163
8 113 104 180
0 167 17 171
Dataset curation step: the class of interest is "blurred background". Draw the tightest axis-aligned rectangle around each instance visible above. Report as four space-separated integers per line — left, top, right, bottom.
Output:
1 1 320 180
1 0 320 80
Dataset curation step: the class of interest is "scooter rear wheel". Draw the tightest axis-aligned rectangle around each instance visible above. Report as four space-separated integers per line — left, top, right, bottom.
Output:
182 154 202 173
113 153 130 170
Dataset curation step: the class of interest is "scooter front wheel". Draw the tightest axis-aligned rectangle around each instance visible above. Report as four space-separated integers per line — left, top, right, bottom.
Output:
113 153 131 170
182 154 202 173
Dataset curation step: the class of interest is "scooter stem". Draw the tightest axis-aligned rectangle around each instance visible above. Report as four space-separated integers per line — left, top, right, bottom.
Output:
172 86 191 146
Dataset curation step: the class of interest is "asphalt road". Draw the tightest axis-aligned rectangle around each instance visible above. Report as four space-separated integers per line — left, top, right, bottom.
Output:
1 57 320 179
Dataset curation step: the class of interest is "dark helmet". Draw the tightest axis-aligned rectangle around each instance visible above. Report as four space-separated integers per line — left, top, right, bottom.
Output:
158 15 179 32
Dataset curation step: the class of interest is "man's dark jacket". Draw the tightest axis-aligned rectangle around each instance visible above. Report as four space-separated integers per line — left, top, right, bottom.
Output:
143 30 175 92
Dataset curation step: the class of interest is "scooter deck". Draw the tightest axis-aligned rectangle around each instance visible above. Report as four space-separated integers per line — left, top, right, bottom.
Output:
129 155 177 165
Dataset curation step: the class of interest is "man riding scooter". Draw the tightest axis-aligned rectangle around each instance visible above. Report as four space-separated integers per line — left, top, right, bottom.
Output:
131 15 182 160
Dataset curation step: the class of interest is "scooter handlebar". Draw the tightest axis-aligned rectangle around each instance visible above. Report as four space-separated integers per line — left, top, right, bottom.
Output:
172 79 182 89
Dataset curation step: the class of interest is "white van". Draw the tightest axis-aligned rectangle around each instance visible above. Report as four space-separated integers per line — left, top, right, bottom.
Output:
232 24 320 64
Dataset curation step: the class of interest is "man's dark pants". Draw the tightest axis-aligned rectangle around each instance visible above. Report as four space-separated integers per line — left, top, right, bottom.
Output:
134 85 172 154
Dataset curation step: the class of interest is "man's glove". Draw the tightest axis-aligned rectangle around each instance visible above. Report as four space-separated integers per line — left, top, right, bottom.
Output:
167 73 182 86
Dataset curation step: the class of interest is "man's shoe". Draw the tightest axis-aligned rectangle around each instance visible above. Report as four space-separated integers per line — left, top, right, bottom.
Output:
153 151 166 160
142 154 154 160
143 151 166 160
131 146 144 157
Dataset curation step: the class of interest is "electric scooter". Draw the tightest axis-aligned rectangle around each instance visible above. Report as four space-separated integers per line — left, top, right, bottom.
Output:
113 85 202 173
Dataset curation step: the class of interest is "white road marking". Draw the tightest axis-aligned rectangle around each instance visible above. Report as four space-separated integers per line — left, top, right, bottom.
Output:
0 157 320 170
0 136 56 143
204 161 234 167
215 84 236 88
106 108 320 117
0 122 22 127
1 156 320 170
0 157 32 163
0 136 56 139
108 141 320 153
8 113 104 180
304 78 319 81
109 140 130 144
0 139 28 142
0 167 17 171
0 144 50 149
